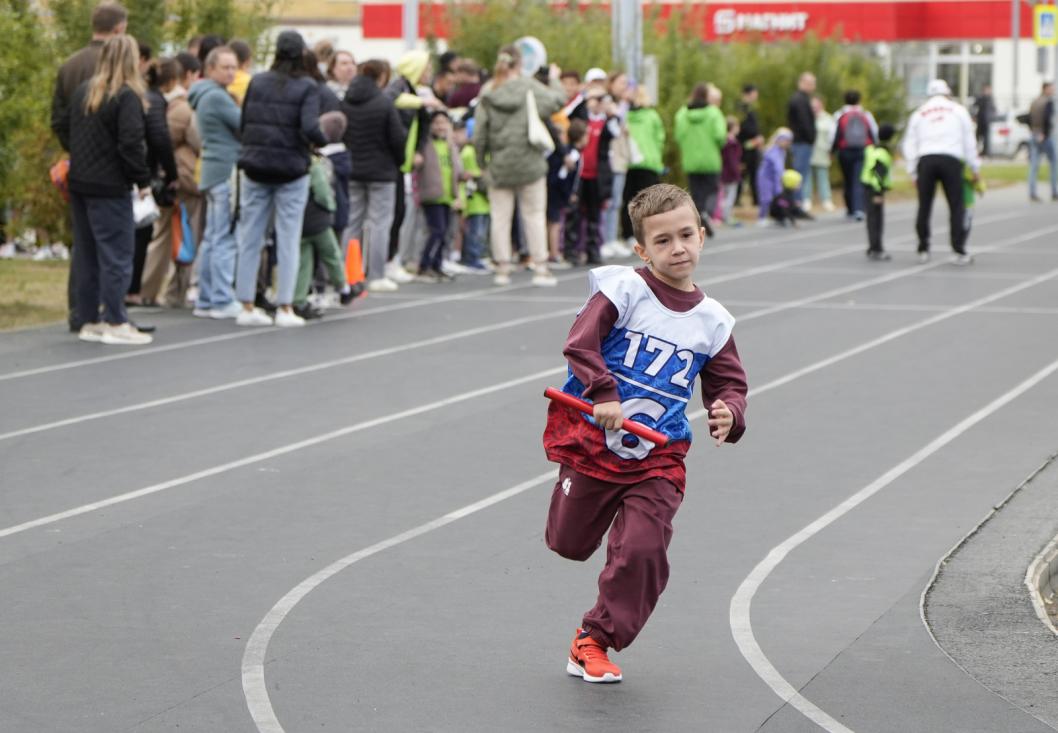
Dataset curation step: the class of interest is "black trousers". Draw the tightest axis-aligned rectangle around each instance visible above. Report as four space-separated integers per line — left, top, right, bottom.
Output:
865 193 885 252
621 169 660 240
564 178 604 263
915 154 966 254
419 203 451 273
688 173 720 223
739 148 760 206
389 178 405 261
128 224 152 295
70 192 135 326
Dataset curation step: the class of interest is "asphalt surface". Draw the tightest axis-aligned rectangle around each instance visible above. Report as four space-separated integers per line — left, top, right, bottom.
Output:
2 186 1057 732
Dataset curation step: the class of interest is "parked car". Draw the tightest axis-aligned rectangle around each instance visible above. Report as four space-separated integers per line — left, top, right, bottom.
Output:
987 111 1031 158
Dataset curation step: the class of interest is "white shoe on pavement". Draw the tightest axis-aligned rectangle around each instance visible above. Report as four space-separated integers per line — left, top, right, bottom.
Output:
274 308 306 327
236 307 273 327
78 322 106 343
367 278 399 292
493 270 511 286
951 253 974 266
209 301 243 319
385 261 415 284
101 322 153 345
531 267 558 287
917 252 932 264
192 307 212 318
600 242 617 258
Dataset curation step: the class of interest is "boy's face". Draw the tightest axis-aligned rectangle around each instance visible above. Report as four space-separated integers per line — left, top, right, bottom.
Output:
561 76 581 99
634 204 704 291
430 115 451 138
453 127 467 146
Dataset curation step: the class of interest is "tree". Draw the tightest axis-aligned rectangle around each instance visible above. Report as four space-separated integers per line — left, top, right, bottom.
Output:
447 2 908 184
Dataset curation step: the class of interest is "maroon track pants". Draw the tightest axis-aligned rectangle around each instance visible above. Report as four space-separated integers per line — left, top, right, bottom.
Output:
545 464 683 651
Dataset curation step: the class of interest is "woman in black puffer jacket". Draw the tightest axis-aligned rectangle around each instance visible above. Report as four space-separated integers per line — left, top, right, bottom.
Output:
63 35 153 346
234 30 328 328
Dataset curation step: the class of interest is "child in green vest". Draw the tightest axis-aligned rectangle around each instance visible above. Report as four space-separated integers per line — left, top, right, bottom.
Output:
861 123 895 261
962 162 986 247
455 118 491 272
416 111 463 282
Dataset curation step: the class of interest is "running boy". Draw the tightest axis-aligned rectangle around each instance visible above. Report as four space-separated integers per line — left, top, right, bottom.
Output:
543 183 748 683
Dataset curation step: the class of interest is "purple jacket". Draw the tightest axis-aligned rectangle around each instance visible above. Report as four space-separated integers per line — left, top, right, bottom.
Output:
756 144 786 217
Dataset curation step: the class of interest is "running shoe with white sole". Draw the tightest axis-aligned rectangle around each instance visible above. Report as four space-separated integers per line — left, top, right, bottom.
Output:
210 301 243 319
101 322 153 345
274 308 306 327
367 278 399 292
235 307 273 327
567 629 622 683
78 322 106 343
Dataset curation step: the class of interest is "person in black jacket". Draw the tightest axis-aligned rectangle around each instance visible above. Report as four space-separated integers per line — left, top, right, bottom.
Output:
127 56 178 304
61 35 152 345
233 30 328 328
787 72 816 204
736 84 764 206
339 59 407 291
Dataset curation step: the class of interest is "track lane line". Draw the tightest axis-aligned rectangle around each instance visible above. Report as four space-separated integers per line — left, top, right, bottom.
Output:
0 210 993 384
239 262 1058 733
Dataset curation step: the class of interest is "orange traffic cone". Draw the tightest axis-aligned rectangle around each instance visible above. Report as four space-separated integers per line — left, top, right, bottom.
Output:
345 238 365 286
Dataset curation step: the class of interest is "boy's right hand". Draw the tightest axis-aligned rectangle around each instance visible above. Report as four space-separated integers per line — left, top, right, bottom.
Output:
593 401 624 431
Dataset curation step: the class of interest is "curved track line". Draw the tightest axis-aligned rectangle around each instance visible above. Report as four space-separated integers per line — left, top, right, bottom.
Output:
730 359 1058 727
240 264 1058 732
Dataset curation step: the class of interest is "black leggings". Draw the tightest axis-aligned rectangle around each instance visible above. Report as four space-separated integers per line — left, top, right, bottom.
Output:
915 154 966 254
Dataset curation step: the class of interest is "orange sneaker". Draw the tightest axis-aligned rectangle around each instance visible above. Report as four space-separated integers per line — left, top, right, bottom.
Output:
567 628 622 683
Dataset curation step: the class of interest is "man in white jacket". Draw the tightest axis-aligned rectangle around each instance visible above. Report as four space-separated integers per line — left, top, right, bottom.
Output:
902 79 980 265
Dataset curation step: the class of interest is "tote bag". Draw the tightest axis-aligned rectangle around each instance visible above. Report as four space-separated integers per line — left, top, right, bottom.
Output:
525 90 555 154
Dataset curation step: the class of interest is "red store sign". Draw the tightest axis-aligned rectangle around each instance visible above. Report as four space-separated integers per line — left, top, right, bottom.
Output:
361 0 1035 42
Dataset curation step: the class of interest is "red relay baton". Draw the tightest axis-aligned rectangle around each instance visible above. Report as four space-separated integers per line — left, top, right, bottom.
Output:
544 387 670 447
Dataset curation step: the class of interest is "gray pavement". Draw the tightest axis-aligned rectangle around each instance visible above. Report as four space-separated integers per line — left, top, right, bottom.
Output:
1 186 1057 732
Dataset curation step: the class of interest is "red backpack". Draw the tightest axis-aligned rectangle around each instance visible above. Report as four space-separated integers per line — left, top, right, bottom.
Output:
838 110 872 150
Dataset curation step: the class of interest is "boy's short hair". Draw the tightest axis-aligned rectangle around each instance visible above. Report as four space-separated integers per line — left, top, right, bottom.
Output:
844 89 861 106
628 184 701 244
877 123 895 142
229 39 252 66
726 114 739 130
567 118 588 145
560 70 581 83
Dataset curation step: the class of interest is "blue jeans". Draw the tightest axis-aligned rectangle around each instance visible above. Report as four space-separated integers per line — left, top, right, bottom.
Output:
419 203 451 273
462 214 489 265
837 148 866 215
1029 137 1058 198
196 180 238 309
791 142 814 202
235 174 309 305
802 164 832 205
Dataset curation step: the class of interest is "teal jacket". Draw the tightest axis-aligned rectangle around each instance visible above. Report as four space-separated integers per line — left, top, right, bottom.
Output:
626 107 666 173
188 79 241 190
674 104 727 174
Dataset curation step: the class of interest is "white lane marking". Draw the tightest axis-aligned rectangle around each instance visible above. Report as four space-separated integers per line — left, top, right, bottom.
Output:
734 225 1058 323
724 300 1058 316
0 225 972 440
729 354 1058 733
241 468 560 733
239 264 1058 733
0 367 565 541
2 220 1052 538
0 211 1006 384
0 309 578 443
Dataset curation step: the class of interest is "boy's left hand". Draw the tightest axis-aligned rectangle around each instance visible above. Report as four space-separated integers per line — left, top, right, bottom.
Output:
708 399 733 445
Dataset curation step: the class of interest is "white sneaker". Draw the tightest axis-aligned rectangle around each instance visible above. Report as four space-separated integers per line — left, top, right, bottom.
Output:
235 307 273 327
917 252 931 264
101 322 153 345
192 307 212 318
531 268 558 287
493 271 511 286
209 301 243 319
185 286 199 305
367 278 399 293
612 241 633 257
600 242 617 258
802 200 813 213
822 201 836 213
50 243 70 260
385 261 415 284
756 219 771 228
951 253 974 266
274 308 306 327
78 322 106 343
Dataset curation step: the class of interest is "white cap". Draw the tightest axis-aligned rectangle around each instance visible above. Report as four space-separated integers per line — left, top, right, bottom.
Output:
584 67 608 84
926 79 952 97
